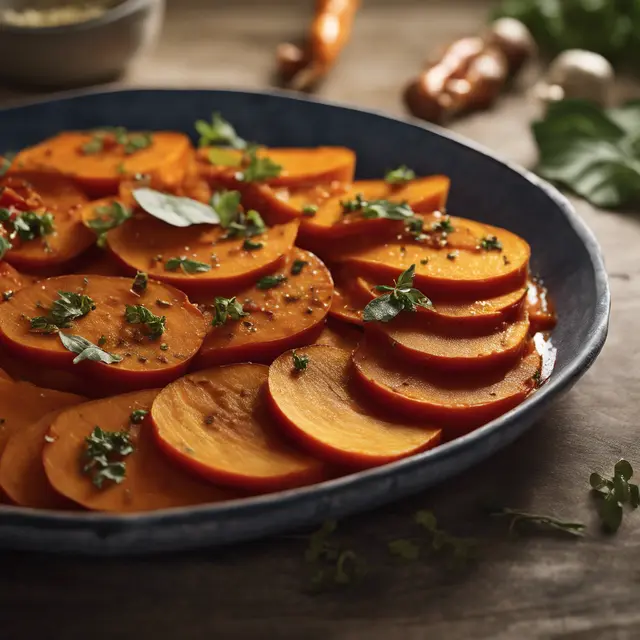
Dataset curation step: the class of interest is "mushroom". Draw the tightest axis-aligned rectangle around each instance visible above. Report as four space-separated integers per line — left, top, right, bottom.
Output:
486 17 537 76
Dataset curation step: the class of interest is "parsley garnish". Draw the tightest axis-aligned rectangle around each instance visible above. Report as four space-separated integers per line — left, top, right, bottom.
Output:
0 236 11 260
211 296 248 327
385 165 416 185
81 128 153 156
292 350 309 371
301 204 318 217
479 235 503 251
59 333 123 365
86 201 131 247
590 459 640 532
431 215 455 234
256 274 287 290
212 190 266 241
211 190 242 228
164 257 212 274
131 271 148 295
195 112 248 149
532 370 542 387
236 147 282 182
0 209 56 243
291 259 308 275
124 304 166 339
492 508 585 537
30 291 96 332
82 426 134 489
341 194 414 221
243 238 264 250
362 265 432 323
130 409 148 424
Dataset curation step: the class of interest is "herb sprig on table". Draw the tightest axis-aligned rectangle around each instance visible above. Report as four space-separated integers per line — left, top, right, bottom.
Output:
590 459 640 532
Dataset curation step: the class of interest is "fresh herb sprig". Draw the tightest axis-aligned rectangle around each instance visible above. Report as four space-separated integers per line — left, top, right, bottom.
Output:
82 426 134 489
492 508 586 537
236 146 282 182
590 459 640 532
86 201 131 247
385 165 416 185
30 291 96 333
341 193 414 221
124 304 166 339
195 112 248 149
211 296 248 327
362 265 432 323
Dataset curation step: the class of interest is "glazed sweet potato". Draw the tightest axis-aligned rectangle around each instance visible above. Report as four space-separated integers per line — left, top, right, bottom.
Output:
328 266 367 326
193 248 333 368
12 131 192 197
367 312 530 371
107 214 300 296
152 364 325 492
0 262 26 298
527 279 557 333
324 212 530 297
0 368 10 381
314 319 362 351
43 389 236 512
2 173 88 213
0 275 207 389
0 379 85 458
0 411 78 509
352 338 541 433
298 176 450 242
268 345 442 467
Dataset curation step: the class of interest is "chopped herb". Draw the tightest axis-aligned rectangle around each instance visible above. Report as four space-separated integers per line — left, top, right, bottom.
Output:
590 459 640 533
211 296 248 327
133 189 220 227
256 274 287 290
2 289 14 301
82 128 152 156
194 112 248 149
124 304 166 339
130 409 149 424
405 217 427 241
98 335 107 347
243 238 264 251
59 333 123 365
29 317 60 334
341 194 414 221
301 204 318 216
292 350 310 371
131 271 148 295
291 259 308 276
7 210 55 243
420 258 429 265
0 236 12 260
432 216 455 234
479 235 503 251
211 190 242 228
385 165 416 185
160 343 169 351
362 265 432 323
164 257 212 274
86 201 131 247
492 508 586 537
532 370 542 387
30 290 96 332
82 426 134 489
236 147 282 182
447 251 458 261
122 132 152 155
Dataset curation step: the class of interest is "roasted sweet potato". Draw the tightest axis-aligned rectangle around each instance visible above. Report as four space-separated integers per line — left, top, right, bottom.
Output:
152 364 326 492
43 389 236 512
2 173 88 213
314 319 362 351
527 279 557 333
328 266 367 326
193 248 332 368
268 345 442 467
0 274 207 390
0 262 26 299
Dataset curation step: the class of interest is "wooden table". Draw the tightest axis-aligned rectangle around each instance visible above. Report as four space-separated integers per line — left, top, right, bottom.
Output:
1 1 639 638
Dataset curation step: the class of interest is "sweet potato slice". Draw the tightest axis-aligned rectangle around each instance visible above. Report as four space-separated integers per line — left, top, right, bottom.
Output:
0 275 207 389
352 339 541 433
43 390 235 512
2 173 88 213
298 176 450 241
325 213 530 297
0 262 26 298
0 411 78 509
328 266 367 326
268 345 442 468
314 320 362 351
0 379 84 458
527 279 557 333
107 213 300 296
193 248 332 368
356 276 527 329
72 247 127 278
367 312 530 371
151 364 325 492
0 367 10 381
12 131 192 197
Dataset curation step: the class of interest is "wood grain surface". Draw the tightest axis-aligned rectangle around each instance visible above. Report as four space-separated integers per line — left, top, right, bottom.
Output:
1 1 640 639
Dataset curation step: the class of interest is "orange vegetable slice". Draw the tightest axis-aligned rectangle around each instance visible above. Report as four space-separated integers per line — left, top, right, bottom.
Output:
352 339 541 433
366 312 530 371
43 389 235 512
0 262 26 298
2 172 88 213
152 364 325 492
193 248 332 368
314 320 362 351
527 279 557 333
328 266 367 326
0 274 207 389
106 213 300 296
0 411 78 509
268 345 442 468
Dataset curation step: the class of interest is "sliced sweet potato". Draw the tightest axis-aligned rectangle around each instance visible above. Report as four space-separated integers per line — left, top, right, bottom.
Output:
328 266 367 326
0 262 26 298
366 312 530 371
356 275 527 328
0 275 207 389
0 367 10 381
107 213 300 296
151 364 325 492
527 279 557 333
0 379 84 458
298 176 450 241
193 248 332 368
268 345 442 468
72 247 127 278
12 131 192 197
314 320 362 351
43 389 236 512
2 173 88 213
0 411 78 509
325 213 530 297
352 338 541 433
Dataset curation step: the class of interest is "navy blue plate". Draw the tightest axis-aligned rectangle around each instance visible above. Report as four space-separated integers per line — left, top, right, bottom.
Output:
0 89 609 555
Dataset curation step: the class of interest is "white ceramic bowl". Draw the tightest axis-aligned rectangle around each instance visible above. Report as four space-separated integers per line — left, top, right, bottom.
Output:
0 0 165 87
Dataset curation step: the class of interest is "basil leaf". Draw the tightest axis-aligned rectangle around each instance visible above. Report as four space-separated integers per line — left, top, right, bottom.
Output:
133 188 220 227
59 333 122 365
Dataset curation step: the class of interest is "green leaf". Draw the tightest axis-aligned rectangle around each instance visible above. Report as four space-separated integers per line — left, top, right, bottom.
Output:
614 459 633 481
86 201 131 247
0 236 12 260
133 188 220 227
291 259 308 276
11 211 55 242
341 193 415 221
195 112 248 149
211 190 242 228
59 333 123 365
82 426 134 489
30 290 96 332
301 204 318 217
385 165 416 185
415 510 438 531
164 257 212 274
211 296 247 327
590 472 607 490
492 508 586 537
124 304 166 339
431 215 455 234
629 484 640 509
29 316 60 334
362 293 402 323
479 235 503 251
130 409 148 424
388 538 420 560
236 148 282 182
292 350 309 371
131 271 148 295
256 274 287 290
598 494 624 533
